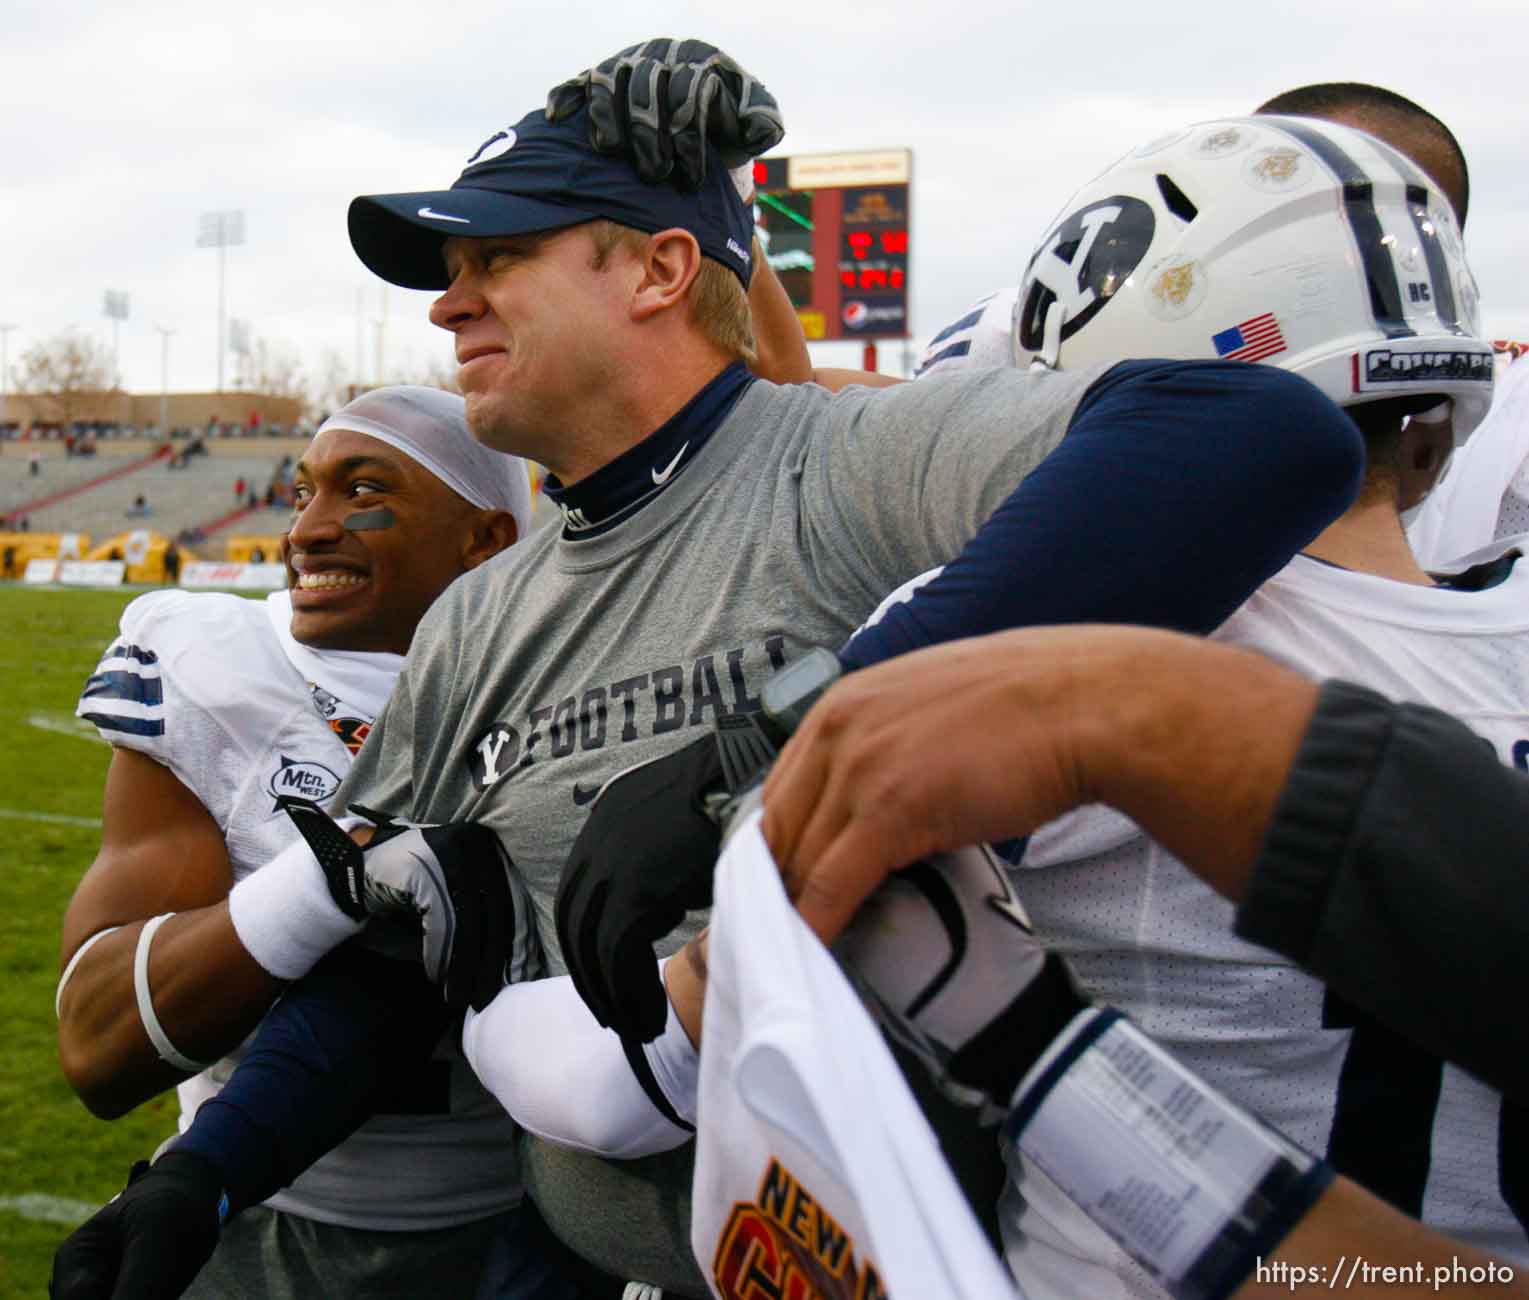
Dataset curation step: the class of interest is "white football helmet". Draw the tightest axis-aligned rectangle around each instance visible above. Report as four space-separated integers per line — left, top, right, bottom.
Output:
1013 115 1494 440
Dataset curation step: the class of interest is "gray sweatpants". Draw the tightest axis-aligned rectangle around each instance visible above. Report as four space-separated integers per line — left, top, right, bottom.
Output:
181 1202 580 1300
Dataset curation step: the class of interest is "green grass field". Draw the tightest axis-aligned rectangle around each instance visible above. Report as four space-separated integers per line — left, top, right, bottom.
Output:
0 585 259 1297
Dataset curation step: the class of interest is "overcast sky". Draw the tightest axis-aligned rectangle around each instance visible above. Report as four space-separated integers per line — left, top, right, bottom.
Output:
3 0 1524 400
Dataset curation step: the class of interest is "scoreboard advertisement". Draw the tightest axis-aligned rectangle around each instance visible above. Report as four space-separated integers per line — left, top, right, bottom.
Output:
751 149 911 342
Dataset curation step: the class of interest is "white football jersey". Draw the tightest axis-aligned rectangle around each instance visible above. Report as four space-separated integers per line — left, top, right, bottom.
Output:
1017 549 1529 1268
693 810 1019 1300
77 591 525 1231
914 287 1020 379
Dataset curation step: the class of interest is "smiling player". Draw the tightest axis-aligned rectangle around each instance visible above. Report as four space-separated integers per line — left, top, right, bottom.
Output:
54 387 561 1299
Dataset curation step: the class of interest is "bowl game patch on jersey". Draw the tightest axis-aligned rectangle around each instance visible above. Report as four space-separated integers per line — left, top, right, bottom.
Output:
712 1157 885 1300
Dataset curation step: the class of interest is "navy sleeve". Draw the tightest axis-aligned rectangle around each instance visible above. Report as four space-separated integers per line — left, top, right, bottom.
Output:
173 941 450 1214
841 360 1363 669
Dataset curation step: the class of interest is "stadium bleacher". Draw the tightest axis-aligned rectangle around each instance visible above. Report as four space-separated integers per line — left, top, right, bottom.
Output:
0 439 301 551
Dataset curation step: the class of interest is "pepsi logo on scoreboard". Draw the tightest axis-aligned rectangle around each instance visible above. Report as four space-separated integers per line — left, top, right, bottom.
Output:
753 150 912 341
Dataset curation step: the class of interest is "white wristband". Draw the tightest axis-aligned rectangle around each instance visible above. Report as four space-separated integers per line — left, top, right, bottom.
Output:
645 957 701 1126
227 837 364 980
134 914 212 1073
1003 1009 1331 1300
56 924 123 1018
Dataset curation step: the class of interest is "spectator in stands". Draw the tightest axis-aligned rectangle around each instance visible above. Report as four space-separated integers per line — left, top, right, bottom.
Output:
29 449 40 477
19 517 30 533
246 490 258 509
233 476 247 499
126 494 151 519
248 545 266 563
2 544 16 578
162 542 181 586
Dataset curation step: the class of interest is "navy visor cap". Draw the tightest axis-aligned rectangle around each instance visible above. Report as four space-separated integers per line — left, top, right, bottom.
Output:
348 106 755 291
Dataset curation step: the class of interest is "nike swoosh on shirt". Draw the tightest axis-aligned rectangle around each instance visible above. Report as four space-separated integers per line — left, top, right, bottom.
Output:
417 206 471 224
650 442 690 486
572 783 602 806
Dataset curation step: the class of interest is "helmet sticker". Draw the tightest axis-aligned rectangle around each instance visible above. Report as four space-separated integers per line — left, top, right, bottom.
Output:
1244 147 1311 192
1357 346 1493 392
1211 312 1288 363
1196 126 1250 159
1145 257 1208 321
1017 196 1156 352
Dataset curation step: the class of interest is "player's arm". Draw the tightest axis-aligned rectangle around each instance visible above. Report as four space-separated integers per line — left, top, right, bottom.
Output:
777 782 1526 1300
764 625 1529 1097
763 626 1312 940
839 360 1365 669
50 945 453 1300
57 747 282 1118
461 967 698 1159
1244 1177 1529 1298
745 236 901 390
746 236 813 385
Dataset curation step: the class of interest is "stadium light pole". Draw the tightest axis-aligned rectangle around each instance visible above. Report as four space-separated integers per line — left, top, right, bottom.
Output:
197 210 245 394
154 324 175 435
103 291 130 389
0 324 15 429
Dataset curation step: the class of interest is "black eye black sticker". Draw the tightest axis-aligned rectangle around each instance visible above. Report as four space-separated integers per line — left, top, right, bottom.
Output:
344 507 397 531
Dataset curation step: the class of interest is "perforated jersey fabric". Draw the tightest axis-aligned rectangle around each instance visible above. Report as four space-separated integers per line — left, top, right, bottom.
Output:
1017 549 1529 1270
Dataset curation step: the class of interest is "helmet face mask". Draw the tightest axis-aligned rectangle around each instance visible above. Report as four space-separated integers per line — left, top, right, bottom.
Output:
1012 116 1494 443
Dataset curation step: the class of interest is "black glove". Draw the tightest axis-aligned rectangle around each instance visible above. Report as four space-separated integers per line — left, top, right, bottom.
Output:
558 651 845 1041
546 38 785 190
50 1151 224 1300
559 704 794 1041
557 732 727 1041
280 799 539 1012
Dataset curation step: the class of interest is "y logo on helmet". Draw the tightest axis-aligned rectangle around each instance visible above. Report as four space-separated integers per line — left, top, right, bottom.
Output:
1017 196 1155 353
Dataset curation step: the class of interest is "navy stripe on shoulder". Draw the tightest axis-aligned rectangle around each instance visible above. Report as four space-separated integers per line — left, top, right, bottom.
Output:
82 671 165 706
105 642 159 666
925 306 987 348
914 339 973 376
80 711 166 738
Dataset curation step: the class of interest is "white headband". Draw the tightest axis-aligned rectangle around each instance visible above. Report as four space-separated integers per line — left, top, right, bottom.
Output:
314 385 532 542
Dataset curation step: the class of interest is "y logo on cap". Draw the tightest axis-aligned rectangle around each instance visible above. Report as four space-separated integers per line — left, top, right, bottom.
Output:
467 128 518 167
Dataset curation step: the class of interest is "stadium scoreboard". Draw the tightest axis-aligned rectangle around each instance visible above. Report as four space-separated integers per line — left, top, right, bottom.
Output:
752 149 911 342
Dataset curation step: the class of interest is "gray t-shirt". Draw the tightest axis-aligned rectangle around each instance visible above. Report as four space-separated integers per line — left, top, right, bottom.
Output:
340 366 1098 1292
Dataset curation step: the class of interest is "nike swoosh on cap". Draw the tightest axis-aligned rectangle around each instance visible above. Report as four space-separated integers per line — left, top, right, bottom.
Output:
417 206 471 224
651 441 690 486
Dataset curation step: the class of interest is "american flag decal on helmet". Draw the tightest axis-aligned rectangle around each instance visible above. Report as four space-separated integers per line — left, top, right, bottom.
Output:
1212 312 1288 364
